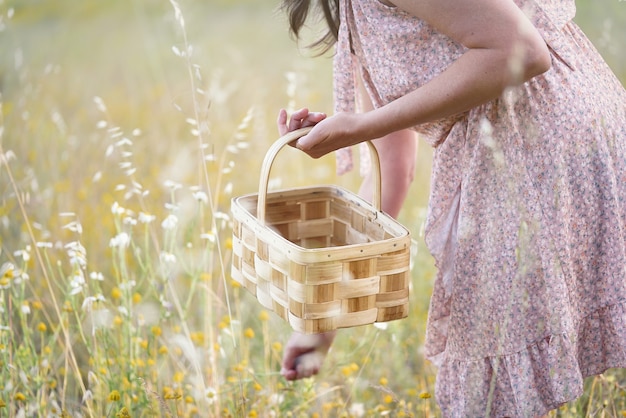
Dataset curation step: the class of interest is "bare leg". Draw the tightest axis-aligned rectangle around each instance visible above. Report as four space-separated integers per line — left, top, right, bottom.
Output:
359 129 418 218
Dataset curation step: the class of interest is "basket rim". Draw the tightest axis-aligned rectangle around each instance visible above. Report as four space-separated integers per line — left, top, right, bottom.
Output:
232 185 411 264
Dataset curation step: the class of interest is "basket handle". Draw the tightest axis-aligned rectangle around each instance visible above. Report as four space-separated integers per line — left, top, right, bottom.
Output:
257 127 382 224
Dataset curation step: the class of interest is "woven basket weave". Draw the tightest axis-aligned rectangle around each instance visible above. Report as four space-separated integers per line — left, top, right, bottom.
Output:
231 128 411 333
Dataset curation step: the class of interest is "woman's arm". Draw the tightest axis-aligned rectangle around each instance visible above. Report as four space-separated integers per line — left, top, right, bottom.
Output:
295 0 551 157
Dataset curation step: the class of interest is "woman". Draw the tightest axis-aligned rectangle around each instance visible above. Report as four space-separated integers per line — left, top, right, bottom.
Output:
276 0 626 416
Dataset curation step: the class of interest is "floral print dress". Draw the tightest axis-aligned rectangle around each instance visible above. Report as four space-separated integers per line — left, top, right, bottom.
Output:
333 0 626 416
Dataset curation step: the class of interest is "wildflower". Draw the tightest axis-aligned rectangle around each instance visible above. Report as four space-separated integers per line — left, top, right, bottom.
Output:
379 377 388 386
90 271 104 281
14 392 26 401
161 214 178 230
159 251 177 264
1 263 16 288
272 341 282 352
111 287 122 300
132 293 142 304
173 371 184 383
373 322 388 330
82 294 105 311
37 322 47 333
349 403 365 417
200 272 212 282
138 212 156 224
108 390 121 401
14 246 31 262
21 302 31 315
0 399 5 407
205 387 217 403
258 310 269 321
116 407 131 418
163 387 182 400
151 326 162 337
31 300 43 310
158 346 169 355
163 180 182 191
190 332 205 346
383 394 394 404
109 232 131 249
185 395 194 404
62 301 74 313
193 190 208 204
419 392 432 399
113 316 123 326
200 232 216 243
69 270 86 295
224 237 233 250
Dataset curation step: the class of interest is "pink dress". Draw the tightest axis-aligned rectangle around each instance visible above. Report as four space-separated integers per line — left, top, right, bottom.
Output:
333 0 626 416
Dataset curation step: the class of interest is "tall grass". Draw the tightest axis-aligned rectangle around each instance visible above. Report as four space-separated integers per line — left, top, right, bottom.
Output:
0 0 624 416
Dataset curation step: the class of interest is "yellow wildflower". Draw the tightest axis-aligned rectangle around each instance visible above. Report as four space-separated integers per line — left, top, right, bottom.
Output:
163 387 182 400
108 390 121 401
158 345 169 355
272 341 282 352
113 315 123 326
132 292 142 304
31 300 43 310
116 407 131 418
383 394 394 404
419 392 432 399
151 325 162 337
379 377 388 386
173 371 184 383
258 310 269 321
14 392 26 401
231 279 241 288
0 398 5 407
111 287 122 300
248 410 258 418
225 238 233 250
244 328 255 339
191 331 205 346
185 395 194 404
37 322 47 333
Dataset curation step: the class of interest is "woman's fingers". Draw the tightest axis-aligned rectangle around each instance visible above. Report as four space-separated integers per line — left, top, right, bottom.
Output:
277 108 289 136
277 108 327 136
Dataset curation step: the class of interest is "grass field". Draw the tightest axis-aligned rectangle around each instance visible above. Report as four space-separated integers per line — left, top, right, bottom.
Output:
0 0 625 416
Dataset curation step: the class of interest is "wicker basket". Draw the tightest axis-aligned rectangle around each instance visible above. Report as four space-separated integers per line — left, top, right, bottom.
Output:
231 128 411 333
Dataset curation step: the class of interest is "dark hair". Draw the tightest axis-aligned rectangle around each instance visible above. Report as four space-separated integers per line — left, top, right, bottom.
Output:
280 0 340 54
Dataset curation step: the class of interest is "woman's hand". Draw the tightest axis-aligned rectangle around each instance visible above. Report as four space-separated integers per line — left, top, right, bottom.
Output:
277 108 327 136
277 109 379 159
281 331 336 380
